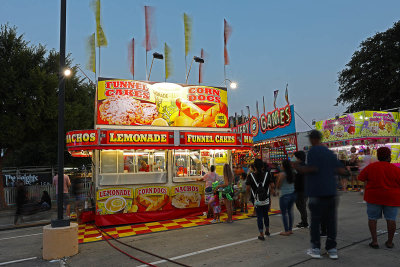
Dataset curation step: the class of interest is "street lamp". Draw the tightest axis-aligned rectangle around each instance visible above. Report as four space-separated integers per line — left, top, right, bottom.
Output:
222 78 238 89
64 68 72 77
148 52 164 80
52 0 69 228
186 56 205 84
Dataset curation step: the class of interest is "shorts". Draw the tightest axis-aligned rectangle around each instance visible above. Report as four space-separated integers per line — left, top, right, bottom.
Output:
213 205 221 214
367 203 398 221
57 193 70 206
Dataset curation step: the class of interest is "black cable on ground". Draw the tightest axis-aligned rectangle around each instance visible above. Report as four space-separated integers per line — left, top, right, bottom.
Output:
96 226 191 267
287 227 400 267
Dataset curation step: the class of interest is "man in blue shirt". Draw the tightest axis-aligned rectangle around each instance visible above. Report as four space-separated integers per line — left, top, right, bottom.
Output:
296 130 347 260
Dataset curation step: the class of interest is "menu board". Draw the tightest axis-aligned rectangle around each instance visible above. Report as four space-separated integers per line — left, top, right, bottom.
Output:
96 79 228 128
315 111 400 142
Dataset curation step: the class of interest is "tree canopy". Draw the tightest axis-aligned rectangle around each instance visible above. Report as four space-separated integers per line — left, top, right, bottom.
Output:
0 24 95 167
337 21 400 112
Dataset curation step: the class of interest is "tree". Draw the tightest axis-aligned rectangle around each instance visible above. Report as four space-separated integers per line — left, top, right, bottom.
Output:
0 25 95 207
336 21 400 112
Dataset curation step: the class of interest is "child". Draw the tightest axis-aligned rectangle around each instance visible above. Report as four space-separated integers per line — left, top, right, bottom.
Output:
239 173 248 213
209 190 221 223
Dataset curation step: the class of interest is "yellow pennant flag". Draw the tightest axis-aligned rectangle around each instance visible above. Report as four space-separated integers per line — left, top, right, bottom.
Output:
86 33 96 73
91 0 107 47
183 13 192 56
164 43 172 80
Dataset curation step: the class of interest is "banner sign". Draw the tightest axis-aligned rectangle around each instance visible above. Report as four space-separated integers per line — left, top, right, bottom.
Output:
181 132 240 146
315 111 400 142
96 188 134 215
253 105 296 142
96 78 228 128
66 130 98 147
96 184 205 215
3 171 53 187
101 130 174 145
231 121 250 134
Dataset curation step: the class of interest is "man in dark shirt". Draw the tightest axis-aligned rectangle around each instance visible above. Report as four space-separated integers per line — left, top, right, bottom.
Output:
294 151 308 228
296 130 347 260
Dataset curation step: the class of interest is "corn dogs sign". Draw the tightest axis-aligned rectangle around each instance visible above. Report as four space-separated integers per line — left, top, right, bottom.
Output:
96 78 228 128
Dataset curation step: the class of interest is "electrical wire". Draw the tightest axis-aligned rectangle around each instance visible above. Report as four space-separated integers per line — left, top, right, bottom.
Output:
96 226 191 267
294 110 313 130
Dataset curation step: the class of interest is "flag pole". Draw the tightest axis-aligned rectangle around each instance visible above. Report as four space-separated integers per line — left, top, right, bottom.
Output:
224 64 227 88
146 51 148 81
185 55 187 82
98 46 101 77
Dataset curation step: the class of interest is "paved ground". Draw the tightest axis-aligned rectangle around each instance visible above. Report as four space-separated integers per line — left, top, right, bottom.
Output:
0 192 399 266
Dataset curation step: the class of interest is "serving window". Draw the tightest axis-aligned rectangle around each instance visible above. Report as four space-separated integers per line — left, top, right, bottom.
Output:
99 149 167 185
173 149 230 182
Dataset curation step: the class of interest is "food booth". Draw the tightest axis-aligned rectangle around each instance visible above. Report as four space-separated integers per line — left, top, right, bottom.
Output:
66 78 253 226
315 110 400 165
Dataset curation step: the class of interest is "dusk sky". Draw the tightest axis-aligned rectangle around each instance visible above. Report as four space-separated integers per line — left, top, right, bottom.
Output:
2 0 400 131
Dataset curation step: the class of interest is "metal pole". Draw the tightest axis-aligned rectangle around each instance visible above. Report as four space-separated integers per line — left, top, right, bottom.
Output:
99 46 102 77
145 51 148 81
148 57 155 81
52 0 69 227
185 58 194 84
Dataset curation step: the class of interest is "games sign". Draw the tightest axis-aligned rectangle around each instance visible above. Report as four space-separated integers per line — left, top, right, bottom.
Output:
253 105 296 142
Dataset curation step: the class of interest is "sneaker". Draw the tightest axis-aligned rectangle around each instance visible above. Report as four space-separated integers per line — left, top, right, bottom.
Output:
296 222 308 228
211 219 217 223
327 248 338 259
307 248 322 259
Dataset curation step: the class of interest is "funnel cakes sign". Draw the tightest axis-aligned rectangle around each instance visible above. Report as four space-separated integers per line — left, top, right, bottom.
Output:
96 78 228 128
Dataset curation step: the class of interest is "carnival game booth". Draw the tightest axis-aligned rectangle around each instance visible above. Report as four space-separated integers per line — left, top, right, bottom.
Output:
252 105 298 164
315 110 400 165
66 78 253 226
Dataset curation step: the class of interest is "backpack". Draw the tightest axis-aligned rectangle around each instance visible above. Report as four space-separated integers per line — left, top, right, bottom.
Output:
250 172 270 206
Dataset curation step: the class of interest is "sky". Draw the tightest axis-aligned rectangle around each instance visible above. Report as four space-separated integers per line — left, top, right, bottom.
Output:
2 0 400 131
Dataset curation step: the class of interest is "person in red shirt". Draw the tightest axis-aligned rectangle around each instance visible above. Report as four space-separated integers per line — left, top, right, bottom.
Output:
358 147 400 249
139 161 150 172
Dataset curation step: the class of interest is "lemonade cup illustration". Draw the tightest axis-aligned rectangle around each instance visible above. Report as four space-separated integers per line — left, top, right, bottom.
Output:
151 83 185 125
105 196 126 213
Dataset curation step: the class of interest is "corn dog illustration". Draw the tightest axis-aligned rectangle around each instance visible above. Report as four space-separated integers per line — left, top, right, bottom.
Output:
192 103 228 127
176 98 204 119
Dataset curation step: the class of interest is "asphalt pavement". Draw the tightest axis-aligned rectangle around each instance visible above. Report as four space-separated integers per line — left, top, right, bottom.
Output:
0 192 399 266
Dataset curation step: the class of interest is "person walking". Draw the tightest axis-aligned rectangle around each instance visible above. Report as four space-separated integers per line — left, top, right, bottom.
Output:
14 180 27 225
216 164 235 223
276 160 296 236
296 130 347 260
358 147 400 249
294 151 308 228
53 172 71 218
348 147 360 191
246 158 275 240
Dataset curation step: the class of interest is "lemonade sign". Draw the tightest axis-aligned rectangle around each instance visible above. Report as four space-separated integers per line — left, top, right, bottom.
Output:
96 188 133 215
